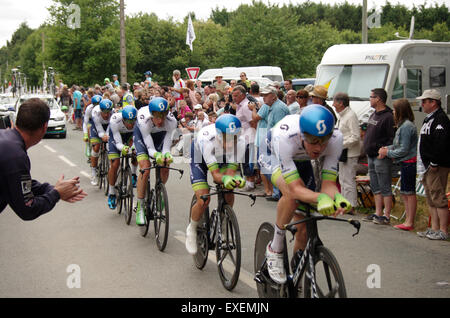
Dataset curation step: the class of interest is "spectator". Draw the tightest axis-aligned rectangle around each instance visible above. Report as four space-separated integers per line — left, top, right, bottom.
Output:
194 111 209 131
195 91 204 106
239 72 251 89
295 89 309 113
283 79 293 93
208 112 218 123
186 80 199 105
170 70 186 106
60 85 72 122
356 122 369 175
228 79 237 94
415 89 450 240
195 80 204 96
250 85 289 200
232 85 257 191
250 83 264 106
112 74 120 87
206 93 219 114
363 88 395 225
177 99 192 120
333 92 360 214
72 86 83 130
304 84 314 105
378 98 418 231
134 89 145 110
214 74 230 100
286 90 300 114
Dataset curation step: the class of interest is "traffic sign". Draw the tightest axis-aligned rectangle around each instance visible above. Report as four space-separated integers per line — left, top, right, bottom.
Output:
185 67 200 80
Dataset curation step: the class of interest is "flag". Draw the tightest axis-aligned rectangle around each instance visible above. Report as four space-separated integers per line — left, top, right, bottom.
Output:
186 14 196 51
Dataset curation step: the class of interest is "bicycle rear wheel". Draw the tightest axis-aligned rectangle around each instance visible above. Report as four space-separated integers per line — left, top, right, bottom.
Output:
216 205 241 291
117 168 124 215
103 155 110 196
303 246 347 298
123 167 134 225
189 195 209 270
254 222 286 298
154 183 169 251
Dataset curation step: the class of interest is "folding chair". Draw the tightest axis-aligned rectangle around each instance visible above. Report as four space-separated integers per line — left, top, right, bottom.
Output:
391 176 426 221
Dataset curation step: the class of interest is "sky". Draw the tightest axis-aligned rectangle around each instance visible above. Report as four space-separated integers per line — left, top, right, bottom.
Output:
0 0 448 47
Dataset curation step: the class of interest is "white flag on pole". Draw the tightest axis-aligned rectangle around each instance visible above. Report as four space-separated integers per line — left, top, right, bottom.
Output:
186 14 196 51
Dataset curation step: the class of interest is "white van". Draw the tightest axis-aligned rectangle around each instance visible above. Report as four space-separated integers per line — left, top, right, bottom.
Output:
315 40 450 127
198 66 284 86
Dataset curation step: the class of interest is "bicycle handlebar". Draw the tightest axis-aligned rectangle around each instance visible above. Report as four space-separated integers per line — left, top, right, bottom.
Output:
284 203 361 238
199 185 257 207
139 163 184 179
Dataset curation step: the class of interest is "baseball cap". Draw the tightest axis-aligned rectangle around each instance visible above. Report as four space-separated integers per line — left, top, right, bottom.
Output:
194 104 202 110
416 89 441 100
260 85 277 95
309 85 328 100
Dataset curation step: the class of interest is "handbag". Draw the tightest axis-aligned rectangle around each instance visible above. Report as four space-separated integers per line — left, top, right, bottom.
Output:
339 148 348 163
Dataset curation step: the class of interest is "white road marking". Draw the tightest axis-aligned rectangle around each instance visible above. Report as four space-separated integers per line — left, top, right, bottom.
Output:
80 171 91 179
174 232 257 291
58 155 77 167
43 145 57 153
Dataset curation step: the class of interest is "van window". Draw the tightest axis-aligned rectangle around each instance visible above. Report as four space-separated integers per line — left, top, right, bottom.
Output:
430 67 446 88
392 69 422 99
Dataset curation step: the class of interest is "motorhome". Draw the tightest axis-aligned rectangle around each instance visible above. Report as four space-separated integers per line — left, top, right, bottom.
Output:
197 66 284 86
315 40 450 127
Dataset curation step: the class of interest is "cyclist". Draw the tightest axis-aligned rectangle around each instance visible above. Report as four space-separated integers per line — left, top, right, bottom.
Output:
90 99 113 186
106 105 139 210
185 114 247 255
261 104 352 284
134 97 177 226
83 95 103 148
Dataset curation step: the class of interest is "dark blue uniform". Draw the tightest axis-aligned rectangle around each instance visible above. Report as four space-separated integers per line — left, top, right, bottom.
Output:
0 128 60 220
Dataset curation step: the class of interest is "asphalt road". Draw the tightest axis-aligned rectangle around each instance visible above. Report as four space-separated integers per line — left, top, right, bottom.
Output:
0 127 448 298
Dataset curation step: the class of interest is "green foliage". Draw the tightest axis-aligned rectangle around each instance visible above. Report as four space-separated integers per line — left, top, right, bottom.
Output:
1 0 449 87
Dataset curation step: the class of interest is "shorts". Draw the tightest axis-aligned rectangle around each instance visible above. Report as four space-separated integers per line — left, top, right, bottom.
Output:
90 121 109 145
108 129 134 161
74 109 83 119
423 166 450 208
400 161 416 195
243 143 256 177
368 156 392 196
133 125 166 163
189 139 236 192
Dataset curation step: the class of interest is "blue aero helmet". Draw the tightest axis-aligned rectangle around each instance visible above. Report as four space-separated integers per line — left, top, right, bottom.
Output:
299 104 335 140
122 105 137 120
215 114 242 136
91 95 103 105
148 97 169 113
99 99 113 111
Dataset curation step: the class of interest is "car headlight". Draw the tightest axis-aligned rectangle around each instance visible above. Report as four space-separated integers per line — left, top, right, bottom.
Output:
55 116 65 121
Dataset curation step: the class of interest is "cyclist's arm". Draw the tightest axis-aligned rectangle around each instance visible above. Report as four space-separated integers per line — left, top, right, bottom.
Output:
142 129 158 158
83 106 92 135
111 126 125 152
93 116 107 138
282 173 320 204
161 116 177 154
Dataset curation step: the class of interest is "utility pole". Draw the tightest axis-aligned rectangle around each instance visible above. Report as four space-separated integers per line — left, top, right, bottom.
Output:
119 0 127 85
362 0 368 43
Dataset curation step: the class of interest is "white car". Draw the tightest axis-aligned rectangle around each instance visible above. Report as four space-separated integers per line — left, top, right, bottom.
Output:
15 94 67 138
0 94 18 127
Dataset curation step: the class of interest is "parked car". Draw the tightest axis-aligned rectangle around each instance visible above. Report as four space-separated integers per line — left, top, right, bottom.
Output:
0 94 18 128
15 94 66 138
291 78 315 91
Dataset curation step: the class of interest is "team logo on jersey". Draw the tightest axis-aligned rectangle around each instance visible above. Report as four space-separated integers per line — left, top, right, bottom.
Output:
280 124 289 131
316 120 327 135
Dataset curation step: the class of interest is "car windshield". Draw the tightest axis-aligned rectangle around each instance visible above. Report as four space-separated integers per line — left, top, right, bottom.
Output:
316 64 388 100
18 97 59 110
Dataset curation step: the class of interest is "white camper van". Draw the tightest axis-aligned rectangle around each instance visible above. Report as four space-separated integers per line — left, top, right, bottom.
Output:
198 66 284 86
315 40 450 126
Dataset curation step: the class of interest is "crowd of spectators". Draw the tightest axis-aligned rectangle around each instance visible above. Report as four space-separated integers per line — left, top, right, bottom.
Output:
54 71 449 241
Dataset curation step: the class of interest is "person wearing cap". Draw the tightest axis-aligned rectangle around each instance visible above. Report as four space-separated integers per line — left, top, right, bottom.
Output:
104 78 111 85
214 73 229 100
415 89 450 240
249 85 289 200
363 88 395 225
309 85 337 122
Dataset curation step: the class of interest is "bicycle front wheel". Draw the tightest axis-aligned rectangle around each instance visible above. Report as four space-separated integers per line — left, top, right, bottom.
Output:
303 246 347 298
123 167 134 225
216 205 241 291
254 222 286 298
189 195 209 270
103 155 110 196
154 183 169 251
140 188 152 238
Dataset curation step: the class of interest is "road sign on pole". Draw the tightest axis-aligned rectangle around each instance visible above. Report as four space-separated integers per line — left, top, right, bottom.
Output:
185 67 200 80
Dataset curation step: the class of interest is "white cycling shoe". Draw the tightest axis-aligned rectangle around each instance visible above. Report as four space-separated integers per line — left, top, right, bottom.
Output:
185 223 198 255
266 243 287 284
90 175 98 186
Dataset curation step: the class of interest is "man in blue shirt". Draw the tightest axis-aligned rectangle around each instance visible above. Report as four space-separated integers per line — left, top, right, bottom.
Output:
249 85 289 200
72 86 83 130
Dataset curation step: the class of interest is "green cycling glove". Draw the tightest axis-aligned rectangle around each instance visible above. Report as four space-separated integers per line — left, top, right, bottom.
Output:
121 146 130 156
222 175 236 190
83 133 89 143
155 152 164 165
334 193 352 212
164 152 174 165
317 193 336 216
233 175 246 189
